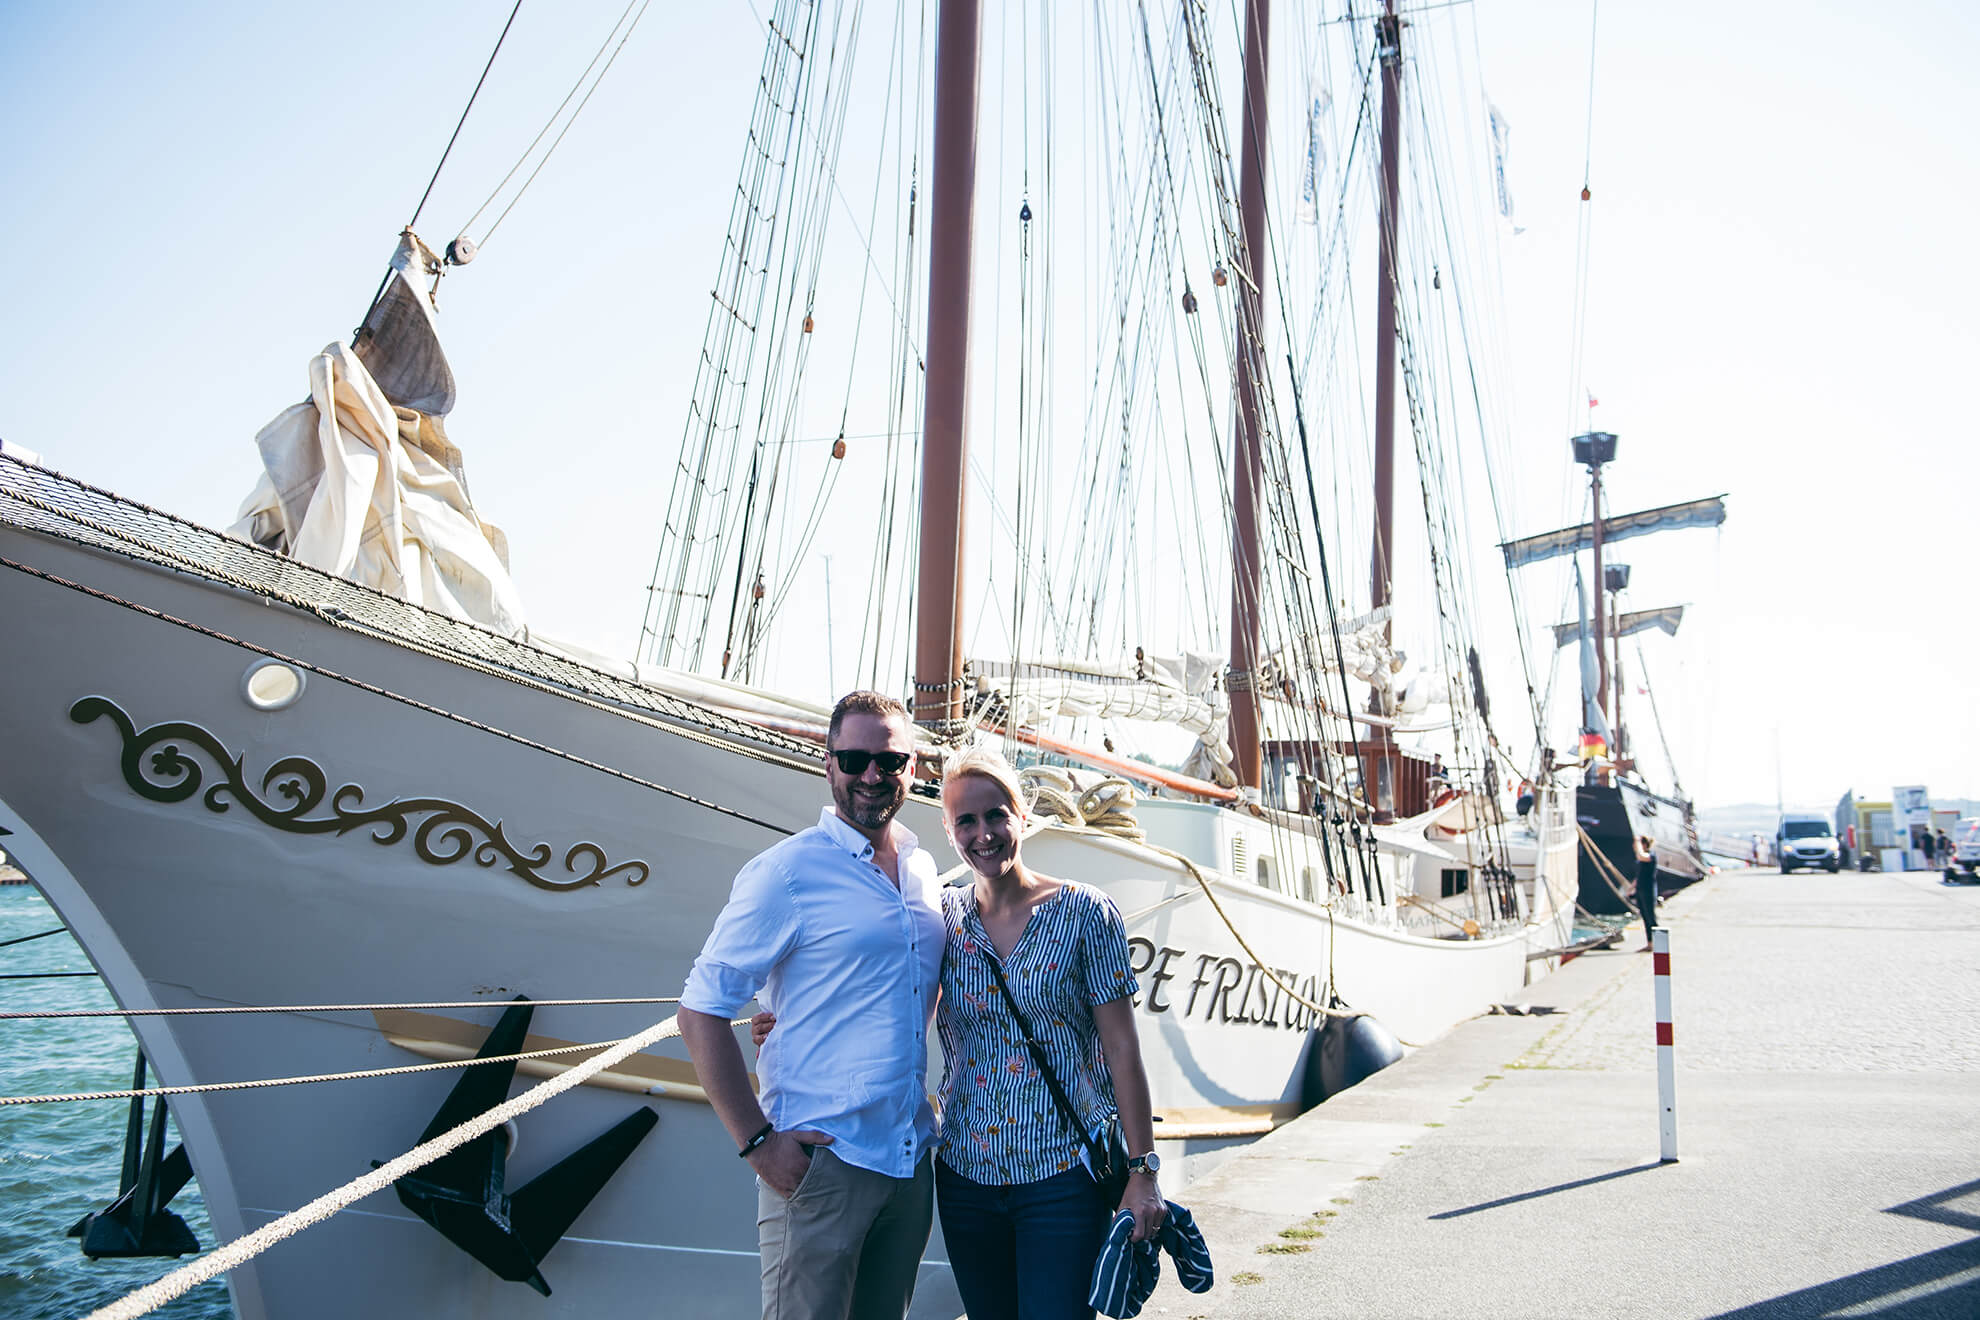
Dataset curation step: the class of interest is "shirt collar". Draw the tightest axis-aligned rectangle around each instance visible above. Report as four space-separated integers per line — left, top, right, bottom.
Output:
816 805 919 861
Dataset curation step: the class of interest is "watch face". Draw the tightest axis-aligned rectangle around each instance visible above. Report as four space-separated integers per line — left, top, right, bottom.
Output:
1133 1152 1161 1174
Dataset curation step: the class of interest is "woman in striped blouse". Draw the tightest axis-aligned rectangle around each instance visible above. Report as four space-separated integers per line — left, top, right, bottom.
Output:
932 748 1164 1318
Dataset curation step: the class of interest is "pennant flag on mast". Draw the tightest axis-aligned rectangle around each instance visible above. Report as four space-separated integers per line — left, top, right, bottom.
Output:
1488 103 1512 224
1298 79 1332 225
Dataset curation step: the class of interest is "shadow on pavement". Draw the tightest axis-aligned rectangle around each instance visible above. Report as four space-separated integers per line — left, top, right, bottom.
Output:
1704 1239 1980 1319
1706 1178 1980 1319
1426 1162 1668 1220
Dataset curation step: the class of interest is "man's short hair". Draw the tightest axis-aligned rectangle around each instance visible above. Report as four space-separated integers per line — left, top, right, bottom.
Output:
827 690 909 747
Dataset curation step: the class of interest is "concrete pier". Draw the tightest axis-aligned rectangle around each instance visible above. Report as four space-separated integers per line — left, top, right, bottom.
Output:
1159 867 1980 1318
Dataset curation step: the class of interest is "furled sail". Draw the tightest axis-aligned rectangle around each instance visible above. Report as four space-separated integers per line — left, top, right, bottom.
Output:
229 233 526 637
1551 604 1684 649
1574 562 1611 745
1499 495 1727 569
969 653 1236 786
1252 606 1447 722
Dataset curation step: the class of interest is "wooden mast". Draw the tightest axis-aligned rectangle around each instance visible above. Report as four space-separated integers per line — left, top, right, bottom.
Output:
912 0 982 732
1365 0 1404 822
1590 462 1607 722
1610 585 1626 762
1227 0 1273 791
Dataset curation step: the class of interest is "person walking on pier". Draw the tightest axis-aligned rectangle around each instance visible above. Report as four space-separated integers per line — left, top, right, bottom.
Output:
678 690 944 1320
1633 835 1659 949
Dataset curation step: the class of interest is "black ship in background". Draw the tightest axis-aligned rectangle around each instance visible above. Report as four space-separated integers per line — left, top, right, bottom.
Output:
1503 431 1723 916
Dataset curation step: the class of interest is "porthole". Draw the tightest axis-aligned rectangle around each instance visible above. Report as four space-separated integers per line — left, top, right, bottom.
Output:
241 659 306 711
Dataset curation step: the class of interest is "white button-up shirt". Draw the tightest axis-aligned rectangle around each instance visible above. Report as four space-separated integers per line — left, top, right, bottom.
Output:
681 807 945 1178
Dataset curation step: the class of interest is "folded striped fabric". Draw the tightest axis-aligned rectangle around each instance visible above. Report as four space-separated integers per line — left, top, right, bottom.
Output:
1088 1201 1214 1318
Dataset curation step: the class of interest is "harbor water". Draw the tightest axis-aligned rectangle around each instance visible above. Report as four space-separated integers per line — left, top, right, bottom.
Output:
0 885 232 1320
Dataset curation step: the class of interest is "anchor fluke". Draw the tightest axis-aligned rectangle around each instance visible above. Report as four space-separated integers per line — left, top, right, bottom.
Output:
69 1052 201 1258
380 997 658 1296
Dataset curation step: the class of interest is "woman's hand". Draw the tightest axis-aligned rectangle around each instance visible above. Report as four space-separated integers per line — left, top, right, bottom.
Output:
1118 1171 1165 1242
749 1011 776 1047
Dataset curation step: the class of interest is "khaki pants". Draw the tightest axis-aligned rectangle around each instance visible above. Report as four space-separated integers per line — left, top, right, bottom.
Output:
758 1147 934 1320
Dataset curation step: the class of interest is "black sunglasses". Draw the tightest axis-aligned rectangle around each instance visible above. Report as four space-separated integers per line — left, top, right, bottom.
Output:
830 749 912 776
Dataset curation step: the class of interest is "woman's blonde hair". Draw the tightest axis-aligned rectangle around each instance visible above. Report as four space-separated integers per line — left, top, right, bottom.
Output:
942 747 1028 818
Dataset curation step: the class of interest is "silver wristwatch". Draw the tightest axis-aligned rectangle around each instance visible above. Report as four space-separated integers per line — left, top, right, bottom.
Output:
1127 1151 1160 1175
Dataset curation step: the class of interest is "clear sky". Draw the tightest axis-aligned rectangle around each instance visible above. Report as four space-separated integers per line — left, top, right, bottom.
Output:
2 1 1974 813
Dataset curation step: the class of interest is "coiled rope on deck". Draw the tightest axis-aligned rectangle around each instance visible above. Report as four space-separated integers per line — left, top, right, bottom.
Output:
78 1012 704 1320
1020 767 1146 842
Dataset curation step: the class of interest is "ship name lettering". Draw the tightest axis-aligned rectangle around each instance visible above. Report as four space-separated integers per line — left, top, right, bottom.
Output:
1206 957 1245 1022
1129 943 1322 1030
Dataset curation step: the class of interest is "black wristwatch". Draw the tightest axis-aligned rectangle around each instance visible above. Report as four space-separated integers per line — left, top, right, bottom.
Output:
1127 1151 1160 1176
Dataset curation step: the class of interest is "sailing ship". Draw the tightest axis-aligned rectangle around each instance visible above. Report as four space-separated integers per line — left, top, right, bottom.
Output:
1 2 1579 1315
1501 441 1726 915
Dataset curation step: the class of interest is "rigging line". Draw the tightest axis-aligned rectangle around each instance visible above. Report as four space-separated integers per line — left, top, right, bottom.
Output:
412 0 526 232
354 0 526 333
744 0 929 406
461 0 641 236
0 996 689 1022
0 554 801 838
1579 0 1601 192
1398 70 1546 755
1218 6 1374 863
0 927 65 949
1632 638 1686 800
1563 0 1601 432
646 0 818 667
735 0 875 675
1194 2 1370 883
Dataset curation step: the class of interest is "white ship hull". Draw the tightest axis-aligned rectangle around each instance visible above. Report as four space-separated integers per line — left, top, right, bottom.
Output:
0 461 1575 1318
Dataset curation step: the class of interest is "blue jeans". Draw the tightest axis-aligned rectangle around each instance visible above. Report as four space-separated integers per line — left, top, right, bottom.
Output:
936 1159 1106 1320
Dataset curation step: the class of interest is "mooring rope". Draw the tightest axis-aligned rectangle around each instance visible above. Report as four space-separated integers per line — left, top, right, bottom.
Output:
0 995 685 1022
0 1007 753 1106
1398 892 1481 936
1143 842 1358 1024
1574 820 1643 921
78 1012 700 1320
7 1038 615 1107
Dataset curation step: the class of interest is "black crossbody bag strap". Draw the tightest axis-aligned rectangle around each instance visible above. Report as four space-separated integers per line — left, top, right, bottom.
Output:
980 948 1111 1174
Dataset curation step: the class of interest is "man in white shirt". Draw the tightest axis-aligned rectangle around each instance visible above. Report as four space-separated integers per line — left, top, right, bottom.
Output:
679 690 945 1320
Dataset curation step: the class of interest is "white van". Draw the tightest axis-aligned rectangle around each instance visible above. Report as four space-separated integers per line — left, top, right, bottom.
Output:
1776 815 1839 873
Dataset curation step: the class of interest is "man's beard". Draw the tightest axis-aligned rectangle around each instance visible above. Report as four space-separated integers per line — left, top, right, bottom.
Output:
834 776 906 831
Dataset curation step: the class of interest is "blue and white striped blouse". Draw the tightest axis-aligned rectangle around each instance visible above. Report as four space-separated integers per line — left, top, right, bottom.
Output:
935 881 1139 1185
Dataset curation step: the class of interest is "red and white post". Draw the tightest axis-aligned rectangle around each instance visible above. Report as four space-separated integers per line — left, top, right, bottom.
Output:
1652 926 1677 1162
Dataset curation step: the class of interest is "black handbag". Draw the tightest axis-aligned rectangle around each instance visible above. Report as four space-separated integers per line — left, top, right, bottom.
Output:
980 947 1133 1209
